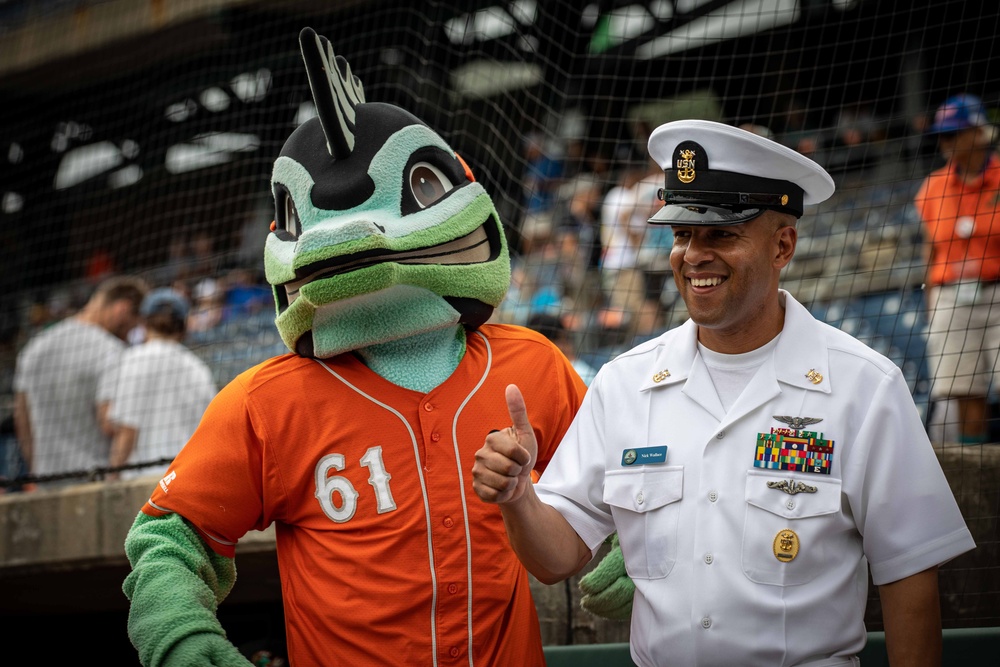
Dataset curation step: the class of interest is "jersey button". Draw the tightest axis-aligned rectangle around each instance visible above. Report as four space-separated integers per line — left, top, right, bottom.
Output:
448 583 458 594
701 617 712 629
449 647 460 657
708 491 719 502
423 403 434 412
431 432 441 442
443 517 454 528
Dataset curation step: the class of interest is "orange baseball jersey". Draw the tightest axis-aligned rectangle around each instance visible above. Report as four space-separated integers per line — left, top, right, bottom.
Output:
143 324 587 666
915 153 1000 286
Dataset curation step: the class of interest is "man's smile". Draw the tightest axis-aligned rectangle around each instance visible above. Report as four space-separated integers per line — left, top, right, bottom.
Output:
689 276 726 288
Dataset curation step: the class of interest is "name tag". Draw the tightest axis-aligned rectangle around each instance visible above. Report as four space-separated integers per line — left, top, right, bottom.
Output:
621 446 668 466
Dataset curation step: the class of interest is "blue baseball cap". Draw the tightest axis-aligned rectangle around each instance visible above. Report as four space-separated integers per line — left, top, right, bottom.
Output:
930 94 989 134
140 288 190 320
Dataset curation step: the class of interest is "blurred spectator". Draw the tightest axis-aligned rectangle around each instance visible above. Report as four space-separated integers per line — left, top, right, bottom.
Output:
155 235 198 286
187 230 220 282
776 97 822 158
187 277 225 334
552 174 604 314
600 158 668 340
599 162 648 334
12 275 147 488
738 123 775 139
237 199 275 269
502 228 565 324
84 247 116 284
107 288 216 481
824 101 885 173
222 267 272 319
519 132 566 254
0 412 28 493
632 164 676 334
914 93 1000 444
523 132 565 214
527 311 598 385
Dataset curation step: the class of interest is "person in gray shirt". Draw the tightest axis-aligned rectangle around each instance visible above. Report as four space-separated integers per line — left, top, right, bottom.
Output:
13 275 147 487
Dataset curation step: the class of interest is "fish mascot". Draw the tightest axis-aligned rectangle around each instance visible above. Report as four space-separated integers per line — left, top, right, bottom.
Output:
121 27 593 666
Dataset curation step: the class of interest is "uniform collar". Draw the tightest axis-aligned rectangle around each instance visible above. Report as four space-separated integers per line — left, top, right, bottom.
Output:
639 290 831 395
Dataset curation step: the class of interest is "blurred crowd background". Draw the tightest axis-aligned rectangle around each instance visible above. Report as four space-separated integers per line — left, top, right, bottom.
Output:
0 0 997 482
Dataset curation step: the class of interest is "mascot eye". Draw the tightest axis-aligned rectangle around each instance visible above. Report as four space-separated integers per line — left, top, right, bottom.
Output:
408 162 454 209
282 194 301 238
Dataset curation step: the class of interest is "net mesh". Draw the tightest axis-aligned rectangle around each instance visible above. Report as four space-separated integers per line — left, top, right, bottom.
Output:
0 0 997 629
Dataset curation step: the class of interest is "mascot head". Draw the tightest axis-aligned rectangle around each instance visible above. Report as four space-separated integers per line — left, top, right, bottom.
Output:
266 28 511 358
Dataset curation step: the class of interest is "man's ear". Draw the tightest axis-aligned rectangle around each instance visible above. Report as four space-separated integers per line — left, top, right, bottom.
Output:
773 224 797 270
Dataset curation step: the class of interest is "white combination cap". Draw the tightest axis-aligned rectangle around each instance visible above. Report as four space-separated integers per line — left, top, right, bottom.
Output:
647 119 835 225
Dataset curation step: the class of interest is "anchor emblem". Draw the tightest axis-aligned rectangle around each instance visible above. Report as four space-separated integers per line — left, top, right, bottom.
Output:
676 148 696 184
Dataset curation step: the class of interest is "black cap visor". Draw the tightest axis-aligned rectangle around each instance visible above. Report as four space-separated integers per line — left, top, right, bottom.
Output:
648 166 805 225
649 203 766 226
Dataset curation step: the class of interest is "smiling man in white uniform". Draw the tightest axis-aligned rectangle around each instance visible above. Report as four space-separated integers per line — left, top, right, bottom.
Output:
472 120 976 667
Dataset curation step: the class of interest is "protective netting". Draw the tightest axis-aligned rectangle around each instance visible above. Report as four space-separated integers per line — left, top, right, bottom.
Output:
0 0 997 628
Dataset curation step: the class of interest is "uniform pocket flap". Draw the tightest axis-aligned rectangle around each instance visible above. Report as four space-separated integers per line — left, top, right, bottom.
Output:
604 466 684 513
745 470 841 519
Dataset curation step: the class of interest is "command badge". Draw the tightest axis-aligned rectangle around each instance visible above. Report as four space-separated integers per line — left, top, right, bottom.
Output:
773 529 800 563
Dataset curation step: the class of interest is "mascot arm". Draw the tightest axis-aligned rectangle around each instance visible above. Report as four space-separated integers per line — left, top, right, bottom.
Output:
578 533 635 621
123 511 252 667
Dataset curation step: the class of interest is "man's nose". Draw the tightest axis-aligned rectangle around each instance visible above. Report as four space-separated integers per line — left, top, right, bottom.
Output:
683 234 713 264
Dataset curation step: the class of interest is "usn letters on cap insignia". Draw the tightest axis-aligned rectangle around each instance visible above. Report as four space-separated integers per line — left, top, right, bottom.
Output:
676 148 696 183
673 140 706 185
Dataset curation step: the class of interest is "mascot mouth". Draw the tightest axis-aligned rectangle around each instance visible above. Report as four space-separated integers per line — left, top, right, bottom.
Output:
283 217 499 301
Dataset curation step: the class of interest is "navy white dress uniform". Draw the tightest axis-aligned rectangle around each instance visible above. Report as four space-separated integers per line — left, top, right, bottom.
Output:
533 121 976 667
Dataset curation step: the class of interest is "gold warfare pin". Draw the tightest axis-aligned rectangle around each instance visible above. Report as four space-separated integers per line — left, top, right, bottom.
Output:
773 529 800 563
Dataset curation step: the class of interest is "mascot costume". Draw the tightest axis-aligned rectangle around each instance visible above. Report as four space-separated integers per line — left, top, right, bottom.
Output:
122 28 596 666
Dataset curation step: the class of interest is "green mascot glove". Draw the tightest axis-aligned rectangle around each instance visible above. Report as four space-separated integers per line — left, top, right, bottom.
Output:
578 533 634 620
123 512 252 667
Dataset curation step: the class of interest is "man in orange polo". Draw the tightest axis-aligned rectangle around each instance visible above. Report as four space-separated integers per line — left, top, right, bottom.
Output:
915 94 1000 444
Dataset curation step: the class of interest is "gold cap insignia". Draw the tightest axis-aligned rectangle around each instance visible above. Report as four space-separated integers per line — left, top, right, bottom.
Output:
653 369 671 383
676 148 696 184
805 369 823 384
773 529 800 563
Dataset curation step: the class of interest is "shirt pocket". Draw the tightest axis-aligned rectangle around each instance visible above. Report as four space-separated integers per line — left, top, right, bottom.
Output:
604 466 684 580
742 470 843 586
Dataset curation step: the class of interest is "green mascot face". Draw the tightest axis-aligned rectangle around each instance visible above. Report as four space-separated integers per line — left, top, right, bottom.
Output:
266 28 510 358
